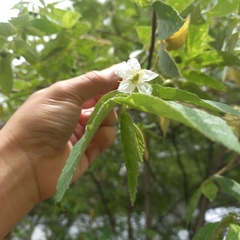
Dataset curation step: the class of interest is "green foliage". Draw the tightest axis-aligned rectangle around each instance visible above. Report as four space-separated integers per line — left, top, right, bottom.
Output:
2 0 240 239
215 175 240 202
120 109 145 205
153 1 185 40
193 222 220 240
56 91 119 205
0 52 13 95
201 179 218 202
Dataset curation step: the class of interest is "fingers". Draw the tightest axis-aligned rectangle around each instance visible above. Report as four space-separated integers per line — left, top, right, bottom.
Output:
72 125 116 180
79 108 117 127
46 65 121 107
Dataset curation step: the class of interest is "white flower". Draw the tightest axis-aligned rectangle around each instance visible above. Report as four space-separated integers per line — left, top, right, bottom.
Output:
115 58 158 95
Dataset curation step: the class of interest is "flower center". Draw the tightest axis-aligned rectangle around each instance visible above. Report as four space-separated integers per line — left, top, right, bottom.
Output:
131 73 140 84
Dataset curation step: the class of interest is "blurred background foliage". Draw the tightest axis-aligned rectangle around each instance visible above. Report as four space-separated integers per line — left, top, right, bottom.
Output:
1 0 240 239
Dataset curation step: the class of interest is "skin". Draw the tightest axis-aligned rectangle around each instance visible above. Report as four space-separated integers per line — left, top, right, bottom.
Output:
0 66 121 238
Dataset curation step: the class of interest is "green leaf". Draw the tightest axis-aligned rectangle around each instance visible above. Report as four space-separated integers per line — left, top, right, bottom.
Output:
48 8 68 25
159 42 180 77
120 109 142 205
207 0 239 18
30 19 62 34
152 85 240 117
201 179 218 202
13 79 32 90
185 189 201 223
55 91 119 206
193 222 220 240
10 14 30 28
0 37 7 52
136 26 151 46
166 0 194 12
133 124 145 163
184 71 227 91
0 22 14 37
41 32 70 61
215 175 240 202
226 223 240 240
25 27 45 37
195 51 240 67
0 53 13 95
62 11 81 29
187 24 211 59
208 215 236 240
14 39 39 64
132 0 151 7
153 1 185 40
70 22 91 37
114 93 240 154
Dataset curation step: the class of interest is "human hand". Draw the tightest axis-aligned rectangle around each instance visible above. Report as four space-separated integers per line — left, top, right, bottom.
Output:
0 66 120 219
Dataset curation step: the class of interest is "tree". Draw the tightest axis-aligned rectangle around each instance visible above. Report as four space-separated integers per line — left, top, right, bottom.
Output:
1 0 240 239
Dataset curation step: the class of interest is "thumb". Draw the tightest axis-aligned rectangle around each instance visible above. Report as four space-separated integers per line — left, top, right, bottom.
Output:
48 65 121 106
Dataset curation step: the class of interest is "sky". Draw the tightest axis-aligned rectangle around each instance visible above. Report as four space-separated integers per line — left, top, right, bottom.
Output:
0 0 21 22
0 0 72 22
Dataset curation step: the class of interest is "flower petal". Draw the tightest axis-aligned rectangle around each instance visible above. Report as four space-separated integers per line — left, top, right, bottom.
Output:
115 62 132 80
118 80 136 93
137 83 153 95
127 58 141 72
140 70 158 82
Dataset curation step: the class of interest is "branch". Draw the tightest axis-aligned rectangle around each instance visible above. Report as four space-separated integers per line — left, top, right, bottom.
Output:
147 11 157 70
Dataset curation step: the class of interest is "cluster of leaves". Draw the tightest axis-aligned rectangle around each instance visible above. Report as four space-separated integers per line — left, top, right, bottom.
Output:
1 0 240 239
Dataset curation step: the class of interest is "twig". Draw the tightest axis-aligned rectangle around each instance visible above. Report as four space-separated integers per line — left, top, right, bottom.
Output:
147 11 157 70
215 154 239 176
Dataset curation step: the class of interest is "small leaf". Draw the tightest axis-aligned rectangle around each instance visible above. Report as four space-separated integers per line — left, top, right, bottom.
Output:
0 104 3 118
136 26 151 46
163 15 190 51
41 32 70 60
215 175 240 202
185 189 201 223
208 215 235 240
195 51 240 67
10 14 30 28
0 37 7 52
62 11 81 29
226 223 240 240
120 109 142 205
0 22 14 37
201 180 218 202
25 27 45 37
159 42 180 78
187 24 211 58
0 52 13 95
193 222 219 240
166 0 194 12
14 39 39 64
159 116 169 138
153 1 185 40
30 18 62 34
184 71 227 91
207 0 239 18
224 67 240 86
132 0 151 7
70 22 90 37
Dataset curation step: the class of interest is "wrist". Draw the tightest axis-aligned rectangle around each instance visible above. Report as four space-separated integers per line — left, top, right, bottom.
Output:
0 130 39 238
